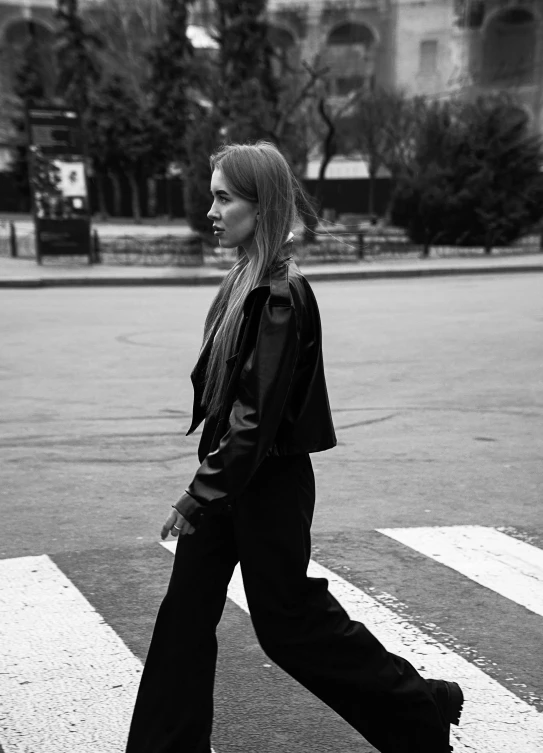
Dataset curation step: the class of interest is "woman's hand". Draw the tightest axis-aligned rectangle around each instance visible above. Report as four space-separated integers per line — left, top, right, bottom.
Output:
161 506 195 540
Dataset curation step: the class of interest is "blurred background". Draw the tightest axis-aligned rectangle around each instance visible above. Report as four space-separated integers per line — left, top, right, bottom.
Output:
1 0 543 250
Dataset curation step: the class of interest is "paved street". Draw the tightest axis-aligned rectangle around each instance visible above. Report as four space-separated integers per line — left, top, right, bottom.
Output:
1 274 542 752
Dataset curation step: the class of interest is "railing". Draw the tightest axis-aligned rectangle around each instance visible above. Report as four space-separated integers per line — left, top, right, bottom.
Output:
309 219 543 263
97 234 205 266
0 226 204 266
0 221 35 259
1 219 541 266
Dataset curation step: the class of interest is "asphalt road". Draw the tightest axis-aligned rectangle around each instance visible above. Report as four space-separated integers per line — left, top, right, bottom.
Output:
2 274 541 554
1 274 542 753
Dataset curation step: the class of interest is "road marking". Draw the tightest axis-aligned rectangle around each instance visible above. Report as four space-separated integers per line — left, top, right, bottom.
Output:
0 555 141 753
162 540 543 752
378 525 543 617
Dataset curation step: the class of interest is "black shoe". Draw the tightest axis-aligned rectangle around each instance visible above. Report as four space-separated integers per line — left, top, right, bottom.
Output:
426 679 464 751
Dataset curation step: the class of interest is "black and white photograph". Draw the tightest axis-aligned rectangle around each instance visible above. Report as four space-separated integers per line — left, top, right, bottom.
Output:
0 1 542 752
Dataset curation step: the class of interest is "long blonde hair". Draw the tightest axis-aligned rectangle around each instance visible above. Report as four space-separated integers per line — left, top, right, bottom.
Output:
201 141 309 416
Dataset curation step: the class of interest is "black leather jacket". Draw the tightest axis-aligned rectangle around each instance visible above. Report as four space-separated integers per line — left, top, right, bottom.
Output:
174 258 337 527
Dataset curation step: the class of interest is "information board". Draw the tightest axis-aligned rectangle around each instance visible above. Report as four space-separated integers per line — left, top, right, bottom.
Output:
27 108 92 263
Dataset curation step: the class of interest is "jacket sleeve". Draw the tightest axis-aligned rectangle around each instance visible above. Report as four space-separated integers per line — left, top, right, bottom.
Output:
175 293 300 525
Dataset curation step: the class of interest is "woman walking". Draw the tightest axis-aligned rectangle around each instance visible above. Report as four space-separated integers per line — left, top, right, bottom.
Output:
125 141 463 753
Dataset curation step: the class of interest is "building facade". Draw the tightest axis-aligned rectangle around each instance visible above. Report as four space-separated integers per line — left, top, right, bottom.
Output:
259 0 543 117
1 0 543 166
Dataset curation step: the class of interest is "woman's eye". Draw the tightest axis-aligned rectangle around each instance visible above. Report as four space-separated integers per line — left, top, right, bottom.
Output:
218 196 228 204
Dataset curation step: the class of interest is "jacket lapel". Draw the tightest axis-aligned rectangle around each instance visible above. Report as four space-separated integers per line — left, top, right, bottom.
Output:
186 337 212 435
186 256 294 437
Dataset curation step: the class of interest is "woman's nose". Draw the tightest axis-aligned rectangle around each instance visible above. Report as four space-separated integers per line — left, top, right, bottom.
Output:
207 204 219 220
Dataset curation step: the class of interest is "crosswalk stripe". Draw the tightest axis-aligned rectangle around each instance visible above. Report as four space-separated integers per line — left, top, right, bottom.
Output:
0 555 141 753
377 525 543 617
2 532 541 753
162 540 543 752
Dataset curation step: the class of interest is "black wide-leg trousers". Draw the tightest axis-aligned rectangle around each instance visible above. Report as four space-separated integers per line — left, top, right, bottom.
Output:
125 454 448 753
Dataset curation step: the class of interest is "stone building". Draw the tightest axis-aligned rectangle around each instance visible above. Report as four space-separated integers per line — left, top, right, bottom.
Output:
451 0 543 119
1 0 543 167
257 0 543 118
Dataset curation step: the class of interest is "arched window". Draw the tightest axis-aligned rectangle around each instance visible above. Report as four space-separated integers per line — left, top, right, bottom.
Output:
481 8 537 87
4 19 54 53
328 22 375 47
323 22 376 97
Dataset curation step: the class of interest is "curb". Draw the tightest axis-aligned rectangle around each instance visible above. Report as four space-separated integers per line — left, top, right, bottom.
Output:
0 274 226 288
0 263 542 288
302 263 543 282
0 278 43 289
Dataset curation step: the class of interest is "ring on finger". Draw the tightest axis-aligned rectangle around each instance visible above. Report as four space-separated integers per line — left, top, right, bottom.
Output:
172 524 181 531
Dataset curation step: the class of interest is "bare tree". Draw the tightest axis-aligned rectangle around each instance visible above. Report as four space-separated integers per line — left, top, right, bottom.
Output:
83 0 161 100
269 58 328 177
294 69 364 236
338 87 429 217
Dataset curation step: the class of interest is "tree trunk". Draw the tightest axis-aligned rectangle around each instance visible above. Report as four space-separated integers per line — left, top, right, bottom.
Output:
109 171 122 217
368 168 376 218
128 171 142 223
147 176 157 218
382 169 400 224
166 177 173 219
421 229 431 258
304 98 337 243
96 173 108 220
315 98 337 216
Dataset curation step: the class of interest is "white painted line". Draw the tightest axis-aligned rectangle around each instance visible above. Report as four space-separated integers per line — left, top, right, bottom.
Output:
0 555 141 753
377 525 543 617
163 541 543 753
162 540 250 610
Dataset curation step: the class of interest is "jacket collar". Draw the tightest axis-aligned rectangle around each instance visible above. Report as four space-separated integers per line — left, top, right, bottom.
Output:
252 233 295 292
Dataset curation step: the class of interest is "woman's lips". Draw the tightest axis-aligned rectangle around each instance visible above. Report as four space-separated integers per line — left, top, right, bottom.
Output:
213 227 224 236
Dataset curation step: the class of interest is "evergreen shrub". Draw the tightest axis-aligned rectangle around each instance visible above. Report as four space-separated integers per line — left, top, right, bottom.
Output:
183 109 222 240
390 95 543 248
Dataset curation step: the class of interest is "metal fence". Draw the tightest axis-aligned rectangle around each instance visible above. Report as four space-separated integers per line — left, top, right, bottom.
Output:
304 225 543 263
98 235 205 266
1 220 541 266
0 221 35 259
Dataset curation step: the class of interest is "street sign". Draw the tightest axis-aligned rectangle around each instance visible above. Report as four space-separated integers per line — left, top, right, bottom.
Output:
27 107 92 264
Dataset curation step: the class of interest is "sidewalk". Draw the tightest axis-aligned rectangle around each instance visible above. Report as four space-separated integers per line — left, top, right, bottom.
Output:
0 214 194 238
0 252 542 288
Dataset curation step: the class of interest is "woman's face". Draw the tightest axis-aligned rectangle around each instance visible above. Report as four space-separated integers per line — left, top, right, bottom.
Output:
208 168 259 253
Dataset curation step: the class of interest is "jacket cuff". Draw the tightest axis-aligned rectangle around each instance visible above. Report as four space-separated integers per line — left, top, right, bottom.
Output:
173 490 206 529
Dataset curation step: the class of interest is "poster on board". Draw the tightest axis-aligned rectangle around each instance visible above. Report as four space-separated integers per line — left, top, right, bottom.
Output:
27 107 92 263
